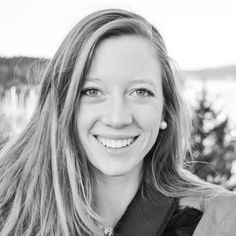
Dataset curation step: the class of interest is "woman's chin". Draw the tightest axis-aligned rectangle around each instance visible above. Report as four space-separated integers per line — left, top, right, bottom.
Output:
94 162 143 179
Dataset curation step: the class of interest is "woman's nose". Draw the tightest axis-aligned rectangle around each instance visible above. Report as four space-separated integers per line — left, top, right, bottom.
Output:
101 97 133 129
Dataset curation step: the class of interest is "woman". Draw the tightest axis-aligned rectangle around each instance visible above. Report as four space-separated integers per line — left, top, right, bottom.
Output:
0 8 235 236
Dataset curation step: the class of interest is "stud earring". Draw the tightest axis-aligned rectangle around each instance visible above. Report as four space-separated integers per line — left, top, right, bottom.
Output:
160 121 167 130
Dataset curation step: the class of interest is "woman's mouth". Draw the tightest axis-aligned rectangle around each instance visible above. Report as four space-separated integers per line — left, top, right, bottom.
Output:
94 135 139 149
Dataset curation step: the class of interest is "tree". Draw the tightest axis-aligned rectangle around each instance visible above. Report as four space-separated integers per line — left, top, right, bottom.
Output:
190 87 236 186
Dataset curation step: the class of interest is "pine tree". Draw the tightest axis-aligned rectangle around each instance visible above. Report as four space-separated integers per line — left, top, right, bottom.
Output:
190 86 236 185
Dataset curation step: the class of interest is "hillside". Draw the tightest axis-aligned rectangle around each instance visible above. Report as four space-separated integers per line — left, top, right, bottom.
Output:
182 65 236 80
0 57 236 88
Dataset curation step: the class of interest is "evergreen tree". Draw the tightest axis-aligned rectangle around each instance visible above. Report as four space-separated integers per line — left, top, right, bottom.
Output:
190 86 236 186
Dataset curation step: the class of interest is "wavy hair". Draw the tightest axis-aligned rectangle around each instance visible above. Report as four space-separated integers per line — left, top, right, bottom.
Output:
0 8 223 236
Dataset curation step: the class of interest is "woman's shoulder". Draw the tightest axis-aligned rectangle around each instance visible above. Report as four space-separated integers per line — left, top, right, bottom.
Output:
179 189 236 210
193 191 236 236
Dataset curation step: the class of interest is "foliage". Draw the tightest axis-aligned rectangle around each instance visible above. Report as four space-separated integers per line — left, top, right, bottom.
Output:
0 56 49 88
189 87 236 186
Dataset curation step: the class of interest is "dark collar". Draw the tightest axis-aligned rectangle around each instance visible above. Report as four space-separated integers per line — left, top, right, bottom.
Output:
114 185 177 236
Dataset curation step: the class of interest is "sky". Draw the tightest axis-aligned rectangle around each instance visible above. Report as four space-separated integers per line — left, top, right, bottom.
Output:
0 0 236 70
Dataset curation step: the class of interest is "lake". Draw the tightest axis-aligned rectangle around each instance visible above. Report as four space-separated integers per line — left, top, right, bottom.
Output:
184 79 236 132
0 79 236 136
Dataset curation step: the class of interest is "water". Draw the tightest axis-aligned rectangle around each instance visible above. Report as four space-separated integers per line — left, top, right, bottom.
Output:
1 79 236 134
184 79 236 131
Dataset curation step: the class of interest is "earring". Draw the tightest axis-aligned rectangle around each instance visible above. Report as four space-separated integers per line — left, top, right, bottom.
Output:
160 121 167 130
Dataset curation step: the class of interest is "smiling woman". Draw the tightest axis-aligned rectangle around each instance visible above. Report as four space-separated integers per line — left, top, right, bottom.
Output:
0 8 235 236
77 36 163 178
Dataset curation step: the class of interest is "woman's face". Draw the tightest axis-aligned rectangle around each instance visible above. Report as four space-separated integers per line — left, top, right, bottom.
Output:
77 35 164 178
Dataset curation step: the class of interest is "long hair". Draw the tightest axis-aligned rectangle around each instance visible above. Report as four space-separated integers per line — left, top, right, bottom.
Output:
0 8 223 236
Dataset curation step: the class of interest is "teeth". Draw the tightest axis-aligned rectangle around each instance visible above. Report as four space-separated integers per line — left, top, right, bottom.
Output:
96 136 135 149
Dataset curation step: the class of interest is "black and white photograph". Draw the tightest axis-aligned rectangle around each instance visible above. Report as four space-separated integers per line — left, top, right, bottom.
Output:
0 0 236 235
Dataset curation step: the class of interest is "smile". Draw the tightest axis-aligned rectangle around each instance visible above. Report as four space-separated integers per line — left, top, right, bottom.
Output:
95 136 138 149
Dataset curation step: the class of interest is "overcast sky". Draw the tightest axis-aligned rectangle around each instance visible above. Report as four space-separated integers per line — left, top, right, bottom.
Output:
0 0 235 70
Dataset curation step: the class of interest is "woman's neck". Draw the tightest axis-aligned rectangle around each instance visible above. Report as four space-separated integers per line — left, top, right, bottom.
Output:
95 166 143 228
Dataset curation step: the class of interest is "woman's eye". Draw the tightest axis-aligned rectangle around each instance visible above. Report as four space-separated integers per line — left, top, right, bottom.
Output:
132 89 154 98
81 88 102 97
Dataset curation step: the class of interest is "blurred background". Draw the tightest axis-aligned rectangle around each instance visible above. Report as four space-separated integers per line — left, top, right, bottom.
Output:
0 0 236 191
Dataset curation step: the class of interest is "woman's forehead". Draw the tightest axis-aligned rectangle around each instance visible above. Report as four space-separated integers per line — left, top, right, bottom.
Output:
86 35 161 83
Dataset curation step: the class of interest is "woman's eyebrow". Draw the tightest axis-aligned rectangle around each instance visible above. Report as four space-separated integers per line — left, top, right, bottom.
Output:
85 78 157 88
128 79 156 86
86 77 102 83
